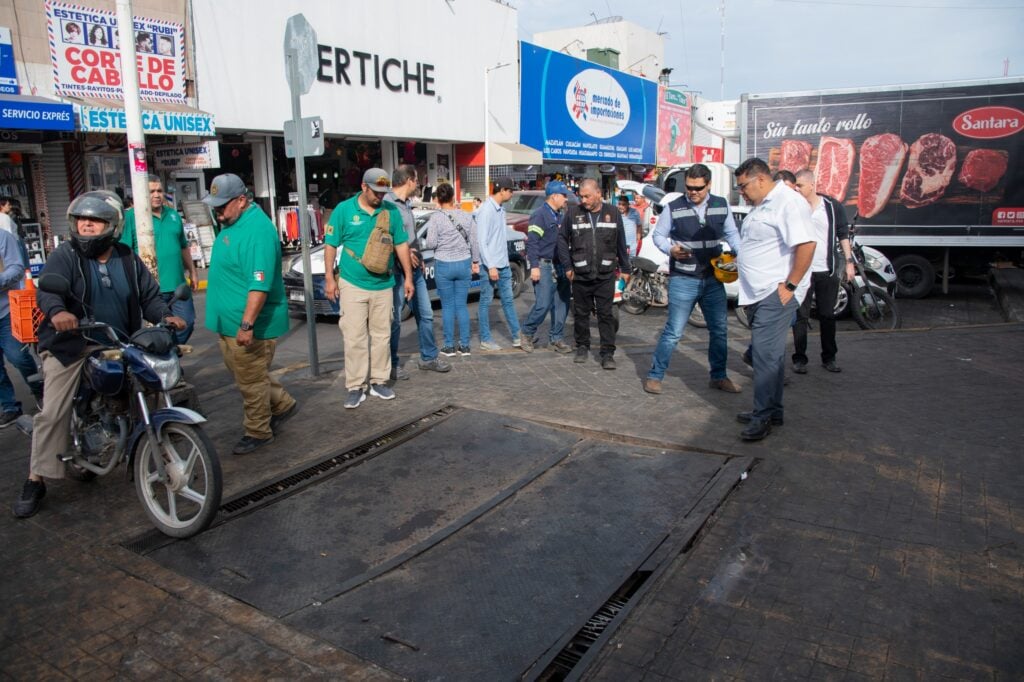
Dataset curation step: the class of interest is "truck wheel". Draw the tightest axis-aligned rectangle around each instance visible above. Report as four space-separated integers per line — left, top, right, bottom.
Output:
892 254 934 299
506 262 525 299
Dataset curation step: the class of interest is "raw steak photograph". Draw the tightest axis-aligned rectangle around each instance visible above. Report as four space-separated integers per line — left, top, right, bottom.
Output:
958 148 1008 193
814 136 856 202
778 139 813 173
899 133 957 208
857 133 908 218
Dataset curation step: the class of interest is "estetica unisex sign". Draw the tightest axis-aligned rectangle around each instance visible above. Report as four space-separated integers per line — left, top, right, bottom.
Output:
316 44 436 96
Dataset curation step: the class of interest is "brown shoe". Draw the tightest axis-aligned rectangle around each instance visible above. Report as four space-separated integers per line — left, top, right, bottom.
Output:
709 377 741 393
642 378 662 394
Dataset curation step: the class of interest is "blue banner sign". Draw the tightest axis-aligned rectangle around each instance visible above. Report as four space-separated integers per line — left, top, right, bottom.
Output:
519 42 657 165
0 27 17 95
77 104 215 135
0 96 75 131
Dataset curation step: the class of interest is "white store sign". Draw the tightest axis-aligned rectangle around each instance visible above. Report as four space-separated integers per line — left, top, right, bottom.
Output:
191 0 520 143
152 141 221 171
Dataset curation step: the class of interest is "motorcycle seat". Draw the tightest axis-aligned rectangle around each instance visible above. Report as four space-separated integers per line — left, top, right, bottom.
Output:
632 257 660 274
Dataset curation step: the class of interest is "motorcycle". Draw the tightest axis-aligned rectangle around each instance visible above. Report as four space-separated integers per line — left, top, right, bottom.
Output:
23 275 221 538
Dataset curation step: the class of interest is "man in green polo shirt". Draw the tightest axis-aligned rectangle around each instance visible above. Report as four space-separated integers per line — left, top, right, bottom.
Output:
324 167 413 409
203 173 297 455
120 175 199 343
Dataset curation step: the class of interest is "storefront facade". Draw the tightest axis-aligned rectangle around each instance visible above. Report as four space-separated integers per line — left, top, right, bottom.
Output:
191 0 521 228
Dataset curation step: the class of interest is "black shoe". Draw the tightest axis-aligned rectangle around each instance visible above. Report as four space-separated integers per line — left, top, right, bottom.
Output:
0 411 22 429
601 356 616 370
736 411 784 426
793 361 808 374
233 435 275 455
740 419 772 441
822 360 842 373
270 402 298 432
574 347 588 363
13 479 46 518
741 350 752 367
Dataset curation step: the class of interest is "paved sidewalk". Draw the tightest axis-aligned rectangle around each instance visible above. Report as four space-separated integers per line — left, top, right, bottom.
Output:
1 286 1021 679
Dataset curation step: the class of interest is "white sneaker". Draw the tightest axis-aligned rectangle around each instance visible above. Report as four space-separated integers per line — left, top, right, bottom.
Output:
479 341 502 352
369 383 396 400
344 389 365 409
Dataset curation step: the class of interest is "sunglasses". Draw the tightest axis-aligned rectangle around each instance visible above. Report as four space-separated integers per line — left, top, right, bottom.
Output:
685 184 708 193
98 262 112 289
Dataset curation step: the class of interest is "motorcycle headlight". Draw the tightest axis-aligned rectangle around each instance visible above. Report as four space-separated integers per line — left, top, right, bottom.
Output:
864 252 882 270
141 354 181 390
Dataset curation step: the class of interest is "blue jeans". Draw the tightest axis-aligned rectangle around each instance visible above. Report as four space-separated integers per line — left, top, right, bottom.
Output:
747 290 800 422
521 260 570 343
648 275 729 381
392 266 437 363
434 258 472 347
161 291 195 344
477 265 520 344
0 313 42 414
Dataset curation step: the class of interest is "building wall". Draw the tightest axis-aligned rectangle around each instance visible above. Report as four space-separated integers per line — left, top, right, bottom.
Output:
531 20 665 81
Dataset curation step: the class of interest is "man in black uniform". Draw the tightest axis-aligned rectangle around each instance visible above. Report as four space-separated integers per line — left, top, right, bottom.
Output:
557 178 630 370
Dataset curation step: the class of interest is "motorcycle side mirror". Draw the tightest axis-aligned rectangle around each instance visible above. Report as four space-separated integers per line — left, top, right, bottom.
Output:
171 282 192 302
38 273 71 296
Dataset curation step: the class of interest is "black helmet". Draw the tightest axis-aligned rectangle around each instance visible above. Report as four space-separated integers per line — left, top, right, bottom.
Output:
68 191 124 258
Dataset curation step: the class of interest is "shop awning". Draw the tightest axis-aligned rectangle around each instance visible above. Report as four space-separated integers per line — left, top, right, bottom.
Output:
487 142 542 166
69 97 216 137
0 94 75 132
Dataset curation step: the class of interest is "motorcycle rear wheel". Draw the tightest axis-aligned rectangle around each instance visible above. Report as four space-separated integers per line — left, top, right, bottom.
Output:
135 423 222 538
851 286 901 330
621 277 650 315
688 305 707 328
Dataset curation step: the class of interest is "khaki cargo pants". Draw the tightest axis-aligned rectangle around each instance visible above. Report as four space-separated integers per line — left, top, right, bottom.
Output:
217 336 295 440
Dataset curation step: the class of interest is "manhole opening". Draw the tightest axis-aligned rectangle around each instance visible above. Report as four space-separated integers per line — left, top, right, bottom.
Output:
122 405 456 554
536 569 652 681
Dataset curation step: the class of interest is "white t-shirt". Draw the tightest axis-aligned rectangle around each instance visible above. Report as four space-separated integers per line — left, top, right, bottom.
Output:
737 180 816 306
0 212 15 235
809 200 830 273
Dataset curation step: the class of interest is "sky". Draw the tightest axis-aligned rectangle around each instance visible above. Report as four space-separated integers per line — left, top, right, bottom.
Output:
513 0 1024 100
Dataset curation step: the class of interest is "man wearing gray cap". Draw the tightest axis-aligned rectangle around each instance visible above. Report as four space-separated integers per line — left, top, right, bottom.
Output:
324 168 414 409
476 176 523 351
203 174 297 455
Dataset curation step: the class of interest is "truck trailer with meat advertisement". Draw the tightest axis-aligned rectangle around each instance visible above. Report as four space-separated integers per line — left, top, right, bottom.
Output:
739 77 1024 298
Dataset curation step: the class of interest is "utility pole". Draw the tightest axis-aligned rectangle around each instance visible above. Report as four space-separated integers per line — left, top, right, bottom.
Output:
116 0 156 279
720 0 726 100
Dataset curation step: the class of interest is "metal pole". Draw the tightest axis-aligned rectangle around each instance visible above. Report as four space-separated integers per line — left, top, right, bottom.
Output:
116 0 156 279
483 65 490 200
287 49 319 376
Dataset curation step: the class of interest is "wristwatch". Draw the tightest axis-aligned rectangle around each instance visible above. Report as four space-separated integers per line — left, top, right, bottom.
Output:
239 321 254 332
784 281 797 292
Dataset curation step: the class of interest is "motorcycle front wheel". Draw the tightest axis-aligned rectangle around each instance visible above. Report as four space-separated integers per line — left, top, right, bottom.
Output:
135 423 222 538
851 286 901 330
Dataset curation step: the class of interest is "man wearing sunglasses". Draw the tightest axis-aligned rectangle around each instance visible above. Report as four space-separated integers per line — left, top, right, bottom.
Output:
643 164 742 396
13 191 186 518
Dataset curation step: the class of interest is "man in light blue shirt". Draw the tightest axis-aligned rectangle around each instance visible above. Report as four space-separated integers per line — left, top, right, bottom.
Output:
617 195 641 257
475 177 522 351
0 228 44 427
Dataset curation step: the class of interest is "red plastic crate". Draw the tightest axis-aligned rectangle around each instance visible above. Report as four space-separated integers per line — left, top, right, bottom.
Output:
9 288 44 343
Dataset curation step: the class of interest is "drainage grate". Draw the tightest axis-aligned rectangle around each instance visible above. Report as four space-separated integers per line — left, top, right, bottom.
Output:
219 406 454 515
537 570 652 681
123 406 455 554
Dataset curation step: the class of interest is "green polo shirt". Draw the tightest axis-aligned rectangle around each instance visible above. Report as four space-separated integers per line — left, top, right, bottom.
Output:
324 195 407 291
205 204 289 339
119 206 188 293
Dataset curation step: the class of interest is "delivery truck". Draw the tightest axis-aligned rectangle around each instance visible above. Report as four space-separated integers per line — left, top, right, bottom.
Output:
739 78 1024 297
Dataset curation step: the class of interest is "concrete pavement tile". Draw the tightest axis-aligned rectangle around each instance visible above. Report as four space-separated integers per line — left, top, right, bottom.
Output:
768 654 814 679
58 654 113 681
815 645 852 670
809 660 846 680
782 638 819 661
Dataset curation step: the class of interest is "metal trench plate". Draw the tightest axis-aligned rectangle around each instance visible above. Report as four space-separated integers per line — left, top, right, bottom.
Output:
141 408 735 680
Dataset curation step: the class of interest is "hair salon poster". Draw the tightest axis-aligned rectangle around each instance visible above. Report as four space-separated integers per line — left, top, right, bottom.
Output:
45 1 186 103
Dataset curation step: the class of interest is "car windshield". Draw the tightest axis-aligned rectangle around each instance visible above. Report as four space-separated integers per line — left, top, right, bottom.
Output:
505 194 544 215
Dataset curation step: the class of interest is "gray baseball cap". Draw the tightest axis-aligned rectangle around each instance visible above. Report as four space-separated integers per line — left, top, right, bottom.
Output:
202 173 246 207
362 168 392 192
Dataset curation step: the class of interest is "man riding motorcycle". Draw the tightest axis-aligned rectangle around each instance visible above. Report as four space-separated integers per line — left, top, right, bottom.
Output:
12 191 185 519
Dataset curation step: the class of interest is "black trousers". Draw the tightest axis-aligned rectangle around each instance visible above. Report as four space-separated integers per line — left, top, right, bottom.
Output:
792 271 840 364
572 276 617 356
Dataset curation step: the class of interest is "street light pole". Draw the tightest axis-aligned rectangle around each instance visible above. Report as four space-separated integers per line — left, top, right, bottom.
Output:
483 62 510 199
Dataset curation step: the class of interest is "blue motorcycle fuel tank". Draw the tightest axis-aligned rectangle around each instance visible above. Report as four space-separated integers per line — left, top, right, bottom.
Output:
86 351 126 395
